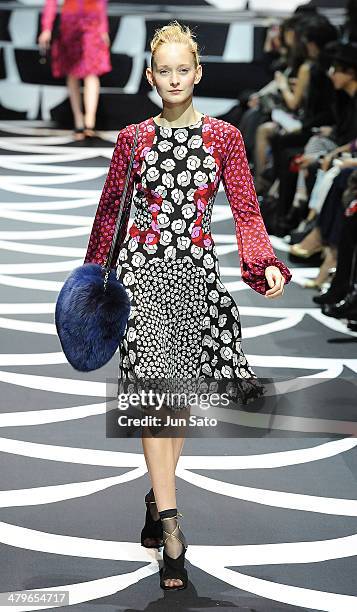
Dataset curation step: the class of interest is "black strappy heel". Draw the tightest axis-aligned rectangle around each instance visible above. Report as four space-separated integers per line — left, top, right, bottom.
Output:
140 490 163 549
159 512 188 590
73 127 85 141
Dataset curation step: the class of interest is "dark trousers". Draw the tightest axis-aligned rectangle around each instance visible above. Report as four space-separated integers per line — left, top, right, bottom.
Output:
330 211 357 296
318 168 354 247
270 129 312 218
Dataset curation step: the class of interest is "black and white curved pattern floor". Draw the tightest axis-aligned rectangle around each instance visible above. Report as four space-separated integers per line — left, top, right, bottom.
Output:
0 121 356 612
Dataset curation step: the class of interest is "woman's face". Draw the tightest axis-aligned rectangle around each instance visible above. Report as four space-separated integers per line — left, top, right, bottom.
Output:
146 42 202 105
329 65 356 90
305 40 320 59
283 29 295 49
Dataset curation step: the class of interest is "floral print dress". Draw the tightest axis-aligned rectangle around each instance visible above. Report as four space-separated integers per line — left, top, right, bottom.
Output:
84 114 292 410
41 0 111 79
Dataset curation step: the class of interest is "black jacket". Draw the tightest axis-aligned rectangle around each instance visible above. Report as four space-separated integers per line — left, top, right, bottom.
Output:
301 62 335 131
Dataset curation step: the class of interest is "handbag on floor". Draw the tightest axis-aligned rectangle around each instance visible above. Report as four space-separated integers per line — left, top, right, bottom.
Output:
55 124 139 372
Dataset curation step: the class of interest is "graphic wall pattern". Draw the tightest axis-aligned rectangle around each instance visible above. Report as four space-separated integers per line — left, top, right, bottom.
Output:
0 1 345 127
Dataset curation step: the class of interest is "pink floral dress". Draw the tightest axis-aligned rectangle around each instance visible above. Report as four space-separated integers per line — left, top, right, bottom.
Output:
41 0 111 78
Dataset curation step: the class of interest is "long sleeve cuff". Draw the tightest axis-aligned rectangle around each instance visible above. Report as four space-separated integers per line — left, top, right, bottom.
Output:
242 256 292 295
41 0 57 32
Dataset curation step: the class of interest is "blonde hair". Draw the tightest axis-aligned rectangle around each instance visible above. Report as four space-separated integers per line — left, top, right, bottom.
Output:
150 20 200 69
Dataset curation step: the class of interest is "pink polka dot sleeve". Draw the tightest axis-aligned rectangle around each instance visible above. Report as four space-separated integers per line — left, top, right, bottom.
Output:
41 0 58 32
99 0 109 33
84 128 134 267
222 127 292 295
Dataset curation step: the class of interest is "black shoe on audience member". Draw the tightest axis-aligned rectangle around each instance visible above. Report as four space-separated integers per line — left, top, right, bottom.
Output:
258 195 279 234
312 283 350 305
321 286 357 319
276 202 309 236
347 319 357 331
290 217 318 245
261 165 275 184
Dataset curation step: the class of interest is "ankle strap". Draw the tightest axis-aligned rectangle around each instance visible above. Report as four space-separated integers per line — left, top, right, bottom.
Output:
161 511 183 519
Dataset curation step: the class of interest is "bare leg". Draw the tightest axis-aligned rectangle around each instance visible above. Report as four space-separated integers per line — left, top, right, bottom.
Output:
83 74 100 133
141 413 188 588
254 121 276 190
303 244 337 288
297 226 323 250
314 245 337 286
142 428 186 512
142 435 177 511
290 226 323 258
144 435 185 520
66 75 85 139
291 169 308 207
306 208 318 221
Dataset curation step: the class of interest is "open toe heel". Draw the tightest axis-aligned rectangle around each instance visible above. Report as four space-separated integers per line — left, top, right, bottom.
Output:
140 490 163 549
159 512 188 591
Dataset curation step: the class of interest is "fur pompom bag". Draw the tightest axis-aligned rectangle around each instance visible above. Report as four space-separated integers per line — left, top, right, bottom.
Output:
55 125 139 372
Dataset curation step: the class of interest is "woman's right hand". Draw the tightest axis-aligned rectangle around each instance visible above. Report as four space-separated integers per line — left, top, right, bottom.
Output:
100 32 110 47
320 152 334 172
248 94 260 109
295 154 315 169
38 30 52 49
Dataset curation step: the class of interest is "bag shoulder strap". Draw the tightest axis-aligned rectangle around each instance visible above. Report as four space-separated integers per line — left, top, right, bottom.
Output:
104 123 139 273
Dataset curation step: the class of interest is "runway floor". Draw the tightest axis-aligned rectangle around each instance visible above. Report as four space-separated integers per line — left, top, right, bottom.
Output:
0 121 356 612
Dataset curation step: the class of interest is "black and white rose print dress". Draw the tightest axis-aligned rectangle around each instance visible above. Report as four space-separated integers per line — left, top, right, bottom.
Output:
116 116 265 409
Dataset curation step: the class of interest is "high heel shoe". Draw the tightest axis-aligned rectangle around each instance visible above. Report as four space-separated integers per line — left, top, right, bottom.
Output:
83 118 97 139
289 244 323 258
321 285 357 319
280 205 307 233
159 512 188 591
303 249 337 289
140 490 163 549
303 279 327 289
312 283 350 305
73 127 85 141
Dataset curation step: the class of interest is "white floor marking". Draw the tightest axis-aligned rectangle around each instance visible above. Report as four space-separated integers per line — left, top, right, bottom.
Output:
0 198 95 210
194 564 357 612
0 371 107 396
177 467 357 515
0 566 159 612
0 401 107 426
0 436 355 471
1 520 356 565
0 352 66 366
0 240 85 257
0 210 92 226
0 260 82 275
0 468 147 508
0 227 89 240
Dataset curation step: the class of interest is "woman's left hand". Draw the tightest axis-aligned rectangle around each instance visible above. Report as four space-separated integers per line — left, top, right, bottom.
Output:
338 157 357 169
101 32 110 47
264 266 285 298
275 71 288 91
320 152 335 172
295 153 315 169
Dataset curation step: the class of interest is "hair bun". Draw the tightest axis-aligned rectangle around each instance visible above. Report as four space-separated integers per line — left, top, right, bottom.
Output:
150 20 200 68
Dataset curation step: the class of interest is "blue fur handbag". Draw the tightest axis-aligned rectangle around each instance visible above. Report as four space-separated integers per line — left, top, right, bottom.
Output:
55 125 139 372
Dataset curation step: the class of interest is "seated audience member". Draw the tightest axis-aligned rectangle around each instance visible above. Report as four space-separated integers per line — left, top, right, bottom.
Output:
282 42 357 233
239 15 305 166
291 163 357 289
252 14 312 193
319 174 357 323
340 0 357 43
258 17 338 230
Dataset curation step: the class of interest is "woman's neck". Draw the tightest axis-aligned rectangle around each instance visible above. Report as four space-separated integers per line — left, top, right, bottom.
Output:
344 80 357 97
154 105 202 128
